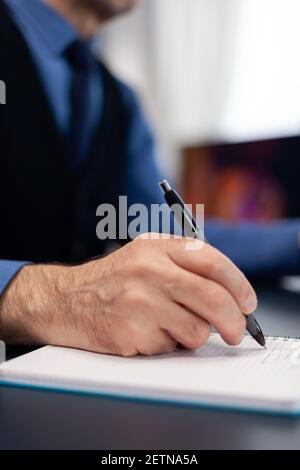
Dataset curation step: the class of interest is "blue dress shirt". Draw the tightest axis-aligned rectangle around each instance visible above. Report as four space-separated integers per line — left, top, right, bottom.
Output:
0 0 300 296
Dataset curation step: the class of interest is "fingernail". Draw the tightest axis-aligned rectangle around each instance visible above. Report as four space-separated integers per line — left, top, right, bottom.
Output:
243 292 257 314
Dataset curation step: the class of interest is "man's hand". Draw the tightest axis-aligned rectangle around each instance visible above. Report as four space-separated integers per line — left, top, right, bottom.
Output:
0 236 257 356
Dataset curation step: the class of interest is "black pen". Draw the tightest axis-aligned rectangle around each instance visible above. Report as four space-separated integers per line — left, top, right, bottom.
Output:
159 179 267 349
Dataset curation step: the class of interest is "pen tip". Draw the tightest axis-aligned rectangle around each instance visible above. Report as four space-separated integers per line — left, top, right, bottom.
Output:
263 345 267 350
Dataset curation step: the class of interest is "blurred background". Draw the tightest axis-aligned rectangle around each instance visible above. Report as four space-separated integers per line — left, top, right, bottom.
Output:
96 0 300 223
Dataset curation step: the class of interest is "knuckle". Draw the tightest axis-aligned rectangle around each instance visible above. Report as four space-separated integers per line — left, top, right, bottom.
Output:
131 258 151 276
129 257 160 281
123 289 148 311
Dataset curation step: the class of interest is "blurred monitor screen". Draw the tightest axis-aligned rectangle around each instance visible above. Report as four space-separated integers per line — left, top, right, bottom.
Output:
183 135 300 223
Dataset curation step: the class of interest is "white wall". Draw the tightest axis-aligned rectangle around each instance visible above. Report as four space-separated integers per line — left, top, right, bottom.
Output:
220 0 300 142
97 0 300 178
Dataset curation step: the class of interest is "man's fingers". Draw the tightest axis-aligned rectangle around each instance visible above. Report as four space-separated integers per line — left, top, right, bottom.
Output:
157 300 212 350
166 239 257 315
135 329 177 356
165 268 246 346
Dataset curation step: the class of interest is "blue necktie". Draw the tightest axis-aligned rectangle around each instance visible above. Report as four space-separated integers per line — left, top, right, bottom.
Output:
65 39 94 168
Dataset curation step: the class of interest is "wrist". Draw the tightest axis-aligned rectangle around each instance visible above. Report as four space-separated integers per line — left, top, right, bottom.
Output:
0 263 71 344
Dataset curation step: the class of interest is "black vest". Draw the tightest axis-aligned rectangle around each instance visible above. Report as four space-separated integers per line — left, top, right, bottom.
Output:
0 2 128 264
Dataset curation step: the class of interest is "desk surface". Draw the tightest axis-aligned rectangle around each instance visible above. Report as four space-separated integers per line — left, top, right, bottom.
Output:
1 284 300 450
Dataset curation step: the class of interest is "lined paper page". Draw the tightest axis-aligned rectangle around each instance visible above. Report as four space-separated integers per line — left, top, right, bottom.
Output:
1 333 300 410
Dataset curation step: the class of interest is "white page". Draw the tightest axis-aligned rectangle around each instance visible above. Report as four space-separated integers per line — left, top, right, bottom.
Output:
1 334 300 412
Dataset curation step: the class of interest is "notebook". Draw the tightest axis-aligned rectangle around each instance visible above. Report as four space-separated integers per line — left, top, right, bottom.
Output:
1 333 300 415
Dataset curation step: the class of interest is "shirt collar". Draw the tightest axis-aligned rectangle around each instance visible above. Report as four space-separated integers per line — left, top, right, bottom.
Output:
5 0 78 56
